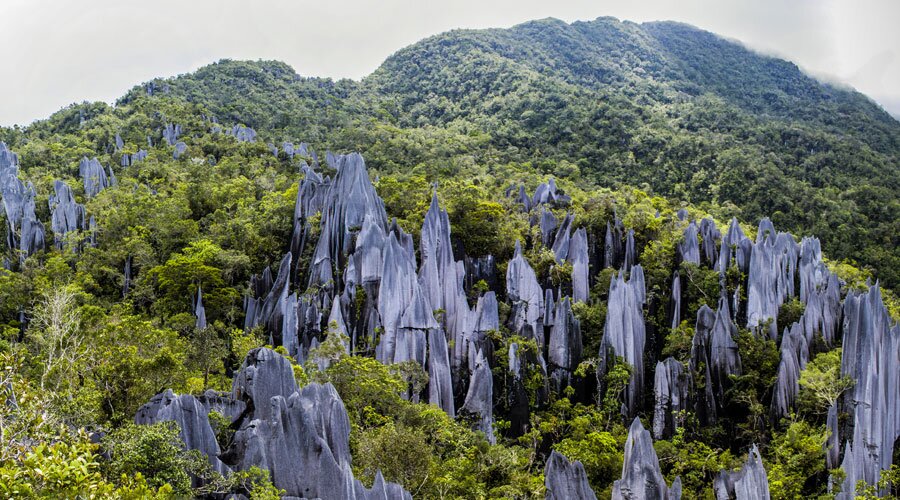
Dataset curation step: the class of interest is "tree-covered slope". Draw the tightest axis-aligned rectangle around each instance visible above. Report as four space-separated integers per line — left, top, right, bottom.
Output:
1 15 899 500
100 17 900 290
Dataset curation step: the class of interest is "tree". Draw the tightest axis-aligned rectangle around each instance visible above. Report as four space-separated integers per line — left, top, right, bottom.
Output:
798 349 855 414
27 285 82 391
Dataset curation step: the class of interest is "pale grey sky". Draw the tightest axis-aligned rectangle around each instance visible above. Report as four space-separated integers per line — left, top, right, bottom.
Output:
1 0 898 126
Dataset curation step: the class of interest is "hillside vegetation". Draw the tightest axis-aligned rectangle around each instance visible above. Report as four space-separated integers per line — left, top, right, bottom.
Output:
0 16 898 499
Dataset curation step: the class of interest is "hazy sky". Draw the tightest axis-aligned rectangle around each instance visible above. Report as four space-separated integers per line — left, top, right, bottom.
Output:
1 0 898 126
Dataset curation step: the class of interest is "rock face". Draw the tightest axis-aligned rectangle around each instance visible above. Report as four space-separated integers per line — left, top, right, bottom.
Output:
507 241 544 342
162 123 182 146
653 357 690 439
48 180 86 249
1 143 45 260
679 221 700 265
79 157 111 198
568 228 590 303
461 348 495 444
837 284 900 497
226 125 257 142
598 266 647 417
134 348 413 499
713 445 770 500
548 296 582 393
613 418 682 499
544 450 597 500
231 347 299 422
135 389 230 477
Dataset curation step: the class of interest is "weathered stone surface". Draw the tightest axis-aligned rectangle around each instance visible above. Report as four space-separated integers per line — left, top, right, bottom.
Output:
699 217 721 266
507 241 544 343
48 180 86 249
544 450 597 500
197 389 246 423
717 218 751 276
551 214 573 263
462 348 495 444
173 141 187 159
1 146 45 259
679 221 701 265
670 272 682 331
135 389 229 477
78 157 110 198
162 123 182 146
548 296 582 393
613 417 682 499
746 219 799 338
837 284 900 496
231 347 299 422
624 229 636 272
713 445 770 500
653 357 690 439
428 327 454 416
195 287 208 330
540 208 558 247
771 322 807 419
227 125 257 143
690 299 741 425
598 266 646 417
569 228 589 303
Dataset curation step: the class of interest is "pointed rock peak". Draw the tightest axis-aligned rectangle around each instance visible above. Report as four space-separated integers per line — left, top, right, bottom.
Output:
545 450 597 500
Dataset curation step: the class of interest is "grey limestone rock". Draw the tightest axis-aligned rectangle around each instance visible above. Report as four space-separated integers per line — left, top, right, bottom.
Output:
713 445 770 500
837 284 900 496
598 266 646 417
135 389 229 477
507 241 544 343
544 450 597 500
173 141 187 159
568 227 589 303
613 417 682 499
653 357 690 439
679 221 701 265
48 180 86 249
548 296 582 393
462 348 495 444
231 347 299 422
195 287 208 330
78 157 110 198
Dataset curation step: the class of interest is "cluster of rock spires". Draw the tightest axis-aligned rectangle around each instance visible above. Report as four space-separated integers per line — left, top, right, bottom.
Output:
136 347 411 499
6 133 899 496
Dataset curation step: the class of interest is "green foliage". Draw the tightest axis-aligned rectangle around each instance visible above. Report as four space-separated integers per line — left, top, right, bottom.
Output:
798 348 855 415
101 421 201 495
766 419 828 499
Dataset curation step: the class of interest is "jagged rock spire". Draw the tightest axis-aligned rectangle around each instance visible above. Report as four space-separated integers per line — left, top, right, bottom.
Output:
613 417 682 499
598 266 647 417
544 450 597 500
837 284 900 495
713 445 770 500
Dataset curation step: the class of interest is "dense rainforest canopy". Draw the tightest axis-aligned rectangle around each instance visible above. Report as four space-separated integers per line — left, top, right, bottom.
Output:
0 16 898 499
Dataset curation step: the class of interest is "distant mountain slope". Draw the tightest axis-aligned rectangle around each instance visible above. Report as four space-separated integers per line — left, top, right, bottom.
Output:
20 17 900 289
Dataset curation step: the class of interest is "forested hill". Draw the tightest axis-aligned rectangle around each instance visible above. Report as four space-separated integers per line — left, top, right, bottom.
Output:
2 15 900 500
107 17 899 290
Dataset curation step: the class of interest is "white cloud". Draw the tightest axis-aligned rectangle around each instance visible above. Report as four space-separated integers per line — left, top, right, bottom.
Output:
1 0 898 125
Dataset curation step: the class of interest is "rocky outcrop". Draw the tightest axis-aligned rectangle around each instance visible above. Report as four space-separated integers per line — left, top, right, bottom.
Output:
231 347 299 422
544 450 597 500
679 221 700 265
162 123 182 146
135 389 229 477
1 143 45 260
548 296 582 393
613 418 682 499
837 284 900 497
653 357 690 439
48 180 86 249
79 157 111 198
713 445 770 500
507 241 544 343
598 266 647 417
461 348 495 444
569 228 589 303
226 125 257 143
